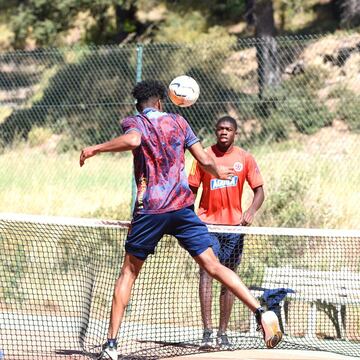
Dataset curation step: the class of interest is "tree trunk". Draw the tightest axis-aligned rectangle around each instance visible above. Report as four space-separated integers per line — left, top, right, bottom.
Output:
254 0 280 98
244 0 256 26
115 3 138 43
339 0 360 27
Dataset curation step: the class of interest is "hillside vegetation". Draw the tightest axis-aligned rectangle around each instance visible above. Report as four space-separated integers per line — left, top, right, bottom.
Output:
0 0 359 51
0 2 360 229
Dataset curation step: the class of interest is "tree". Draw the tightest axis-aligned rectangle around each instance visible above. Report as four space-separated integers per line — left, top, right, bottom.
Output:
340 0 360 27
244 0 256 26
163 0 247 24
8 0 142 48
246 0 280 98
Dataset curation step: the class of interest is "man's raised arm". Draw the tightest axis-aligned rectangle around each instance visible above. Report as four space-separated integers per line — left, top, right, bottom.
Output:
188 142 234 180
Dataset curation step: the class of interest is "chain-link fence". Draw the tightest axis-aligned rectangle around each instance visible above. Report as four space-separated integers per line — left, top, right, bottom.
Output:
0 33 359 228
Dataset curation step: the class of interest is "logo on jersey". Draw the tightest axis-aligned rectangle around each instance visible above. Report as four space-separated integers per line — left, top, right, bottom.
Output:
210 176 238 190
233 162 243 172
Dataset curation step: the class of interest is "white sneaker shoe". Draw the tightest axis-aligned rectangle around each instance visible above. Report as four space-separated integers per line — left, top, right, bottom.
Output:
97 342 118 360
255 308 283 349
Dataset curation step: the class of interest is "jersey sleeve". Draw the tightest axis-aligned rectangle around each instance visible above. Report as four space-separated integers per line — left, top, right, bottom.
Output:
184 124 199 148
177 115 199 148
246 153 264 189
121 116 142 134
188 159 203 188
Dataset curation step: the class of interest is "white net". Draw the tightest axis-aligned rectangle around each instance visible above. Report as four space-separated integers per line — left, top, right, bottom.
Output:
1 213 360 359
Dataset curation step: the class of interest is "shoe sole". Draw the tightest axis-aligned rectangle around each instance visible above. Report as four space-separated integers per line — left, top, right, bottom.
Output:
199 344 216 350
261 311 283 349
218 345 233 351
98 349 118 360
266 330 283 349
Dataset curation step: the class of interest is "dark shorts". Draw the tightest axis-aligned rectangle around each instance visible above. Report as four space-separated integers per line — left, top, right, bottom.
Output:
210 232 244 268
125 206 213 260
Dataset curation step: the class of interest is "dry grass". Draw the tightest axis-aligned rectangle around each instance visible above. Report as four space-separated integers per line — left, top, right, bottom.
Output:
0 124 359 229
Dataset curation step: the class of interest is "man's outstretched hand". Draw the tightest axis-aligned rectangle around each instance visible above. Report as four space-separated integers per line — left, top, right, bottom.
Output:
79 146 99 167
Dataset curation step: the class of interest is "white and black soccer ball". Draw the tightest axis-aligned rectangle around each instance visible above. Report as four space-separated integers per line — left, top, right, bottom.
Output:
168 75 200 107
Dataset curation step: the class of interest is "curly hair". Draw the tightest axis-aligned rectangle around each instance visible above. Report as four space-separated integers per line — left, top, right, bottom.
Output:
131 80 167 105
216 115 238 131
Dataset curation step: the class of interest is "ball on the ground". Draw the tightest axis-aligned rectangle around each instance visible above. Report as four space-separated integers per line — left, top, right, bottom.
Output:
168 75 200 107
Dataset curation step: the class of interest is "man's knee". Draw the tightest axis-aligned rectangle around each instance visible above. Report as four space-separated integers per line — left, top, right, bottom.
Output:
119 266 139 280
203 260 222 278
119 254 143 280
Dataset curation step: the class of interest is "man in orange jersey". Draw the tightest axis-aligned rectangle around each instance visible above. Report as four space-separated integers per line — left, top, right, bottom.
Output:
188 115 265 350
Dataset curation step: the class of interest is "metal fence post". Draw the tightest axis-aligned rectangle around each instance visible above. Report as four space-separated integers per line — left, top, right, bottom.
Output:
131 44 144 211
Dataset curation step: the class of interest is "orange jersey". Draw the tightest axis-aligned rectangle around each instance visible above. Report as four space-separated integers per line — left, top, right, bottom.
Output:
188 145 263 225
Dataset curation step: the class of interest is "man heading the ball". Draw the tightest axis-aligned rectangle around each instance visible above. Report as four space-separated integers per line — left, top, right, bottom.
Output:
79 80 282 360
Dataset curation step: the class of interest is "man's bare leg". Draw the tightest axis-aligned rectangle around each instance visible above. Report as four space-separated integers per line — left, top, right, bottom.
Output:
194 248 282 349
219 264 238 333
219 286 235 333
194 248 259 311
199 269 214 330
107 253 144 339
199 269 215 349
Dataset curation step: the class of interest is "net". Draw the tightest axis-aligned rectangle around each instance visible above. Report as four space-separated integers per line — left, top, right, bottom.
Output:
1 213 360 359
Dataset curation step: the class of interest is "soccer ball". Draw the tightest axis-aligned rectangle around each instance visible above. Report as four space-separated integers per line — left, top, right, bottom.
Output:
168 75 200 107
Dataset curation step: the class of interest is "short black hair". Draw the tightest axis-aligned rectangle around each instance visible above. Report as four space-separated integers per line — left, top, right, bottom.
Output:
216 115 238 131
131 80 167 104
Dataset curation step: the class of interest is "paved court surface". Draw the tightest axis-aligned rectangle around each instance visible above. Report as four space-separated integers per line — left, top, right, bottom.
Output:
164 349 359 360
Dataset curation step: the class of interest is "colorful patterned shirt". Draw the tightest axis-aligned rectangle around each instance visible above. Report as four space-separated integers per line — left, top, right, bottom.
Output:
121 108 199 214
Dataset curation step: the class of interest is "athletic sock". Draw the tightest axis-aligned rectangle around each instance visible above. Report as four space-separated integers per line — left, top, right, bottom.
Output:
107 338 117 348
255 306 265 323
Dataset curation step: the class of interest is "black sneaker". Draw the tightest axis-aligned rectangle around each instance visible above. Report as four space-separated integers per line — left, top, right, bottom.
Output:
255 307 283 349
97 340 118 360
216 332 233 350
199 329 215 350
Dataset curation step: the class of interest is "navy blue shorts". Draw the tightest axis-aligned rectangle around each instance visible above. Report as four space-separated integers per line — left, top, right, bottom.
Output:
210 232 244 268
125 206 213 260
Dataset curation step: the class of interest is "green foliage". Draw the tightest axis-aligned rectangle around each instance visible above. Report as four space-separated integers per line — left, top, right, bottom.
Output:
329 87 360 132
163 0 246 24
8 0 136 47
283 96 333 135
285 65 329 94
0 221 123 307
255 102 292 142
259 169 337 228
88 203 131 220
11 0 78 47
55 134 83 153
55 227 122 273
337 99 360 132
254 65 333 142
156 0 247 43
0 238 27 304
266 235 308 267
28 126 53 147
155 10 208 43
261 171 308 227
0 46 136 147
240 248 266 286
0 0 355 50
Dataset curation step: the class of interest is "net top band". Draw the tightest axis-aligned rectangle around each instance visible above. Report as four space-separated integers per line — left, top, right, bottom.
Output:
1 212 360 238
